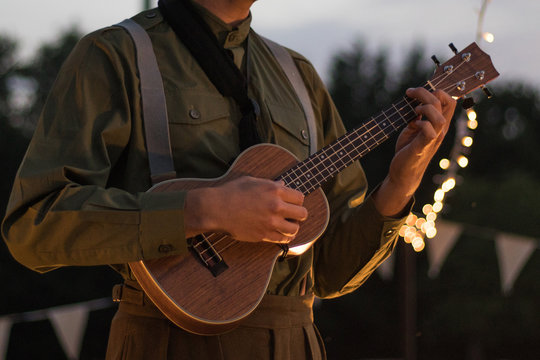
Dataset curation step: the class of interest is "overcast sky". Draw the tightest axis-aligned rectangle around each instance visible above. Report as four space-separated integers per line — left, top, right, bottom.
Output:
1 0 538 90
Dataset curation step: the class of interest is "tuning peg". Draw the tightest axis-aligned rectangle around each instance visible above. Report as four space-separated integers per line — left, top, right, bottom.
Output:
461 97 476 110
481 86 494 99
431 55 441 66
449 43 458 55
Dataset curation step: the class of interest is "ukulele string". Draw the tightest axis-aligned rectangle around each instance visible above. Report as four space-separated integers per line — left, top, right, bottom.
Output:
193 232 233 258
194 59 473 264
281 65 474 194
279 60 470 191
280 97 417 193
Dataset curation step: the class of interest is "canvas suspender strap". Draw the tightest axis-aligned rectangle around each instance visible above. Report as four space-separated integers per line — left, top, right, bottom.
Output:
260 36 317 294
260 36 319 155
116 19 176 185
116 18 318 186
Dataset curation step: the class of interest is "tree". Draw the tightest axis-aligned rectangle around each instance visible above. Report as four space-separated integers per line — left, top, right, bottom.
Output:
320 41 540 359
0 36 28 228
16 28 81 131
328 41 432 188
444 82 540 238
1 29 120 360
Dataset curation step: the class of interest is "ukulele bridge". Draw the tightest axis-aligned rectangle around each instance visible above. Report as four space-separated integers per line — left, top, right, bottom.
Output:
188 234 229 277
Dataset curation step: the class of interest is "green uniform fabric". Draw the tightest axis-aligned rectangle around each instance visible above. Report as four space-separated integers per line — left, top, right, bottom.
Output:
107 280 325 359
2 7 408 298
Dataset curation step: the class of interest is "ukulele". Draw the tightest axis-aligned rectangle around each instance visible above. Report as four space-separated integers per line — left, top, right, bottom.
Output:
129 42 499 335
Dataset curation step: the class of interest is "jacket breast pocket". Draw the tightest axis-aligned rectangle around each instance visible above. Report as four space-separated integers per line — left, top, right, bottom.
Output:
266 101 310 161
166 90 238 178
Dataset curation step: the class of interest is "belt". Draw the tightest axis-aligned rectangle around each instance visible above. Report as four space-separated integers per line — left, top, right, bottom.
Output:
112 280 164 318
112 280 314 328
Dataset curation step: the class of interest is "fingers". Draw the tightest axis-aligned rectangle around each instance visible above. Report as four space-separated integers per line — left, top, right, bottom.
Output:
217 177 309 244
273 181 308 221
406 88 456 119
263 181 307 243
405 88 455 140
263 231 294 244
276 180 305 205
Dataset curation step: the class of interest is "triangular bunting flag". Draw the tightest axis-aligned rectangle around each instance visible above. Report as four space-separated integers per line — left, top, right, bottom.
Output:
426 220 463 278
49 304 89 360
377 252 396 281
0 317 12 360
495 233 537 295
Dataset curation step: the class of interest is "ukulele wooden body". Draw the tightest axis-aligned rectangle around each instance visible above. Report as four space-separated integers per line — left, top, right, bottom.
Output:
129 144 330 335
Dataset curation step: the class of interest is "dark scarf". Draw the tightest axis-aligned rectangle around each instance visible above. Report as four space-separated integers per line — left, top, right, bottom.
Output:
158 0 261 151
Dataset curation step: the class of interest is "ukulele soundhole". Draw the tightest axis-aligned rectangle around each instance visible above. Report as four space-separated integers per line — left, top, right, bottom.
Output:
188 234 229 277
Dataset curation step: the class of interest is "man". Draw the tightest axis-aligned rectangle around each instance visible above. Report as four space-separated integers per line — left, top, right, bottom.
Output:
1 0 455 358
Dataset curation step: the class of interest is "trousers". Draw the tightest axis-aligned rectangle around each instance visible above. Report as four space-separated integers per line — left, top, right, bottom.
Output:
105 280 326 360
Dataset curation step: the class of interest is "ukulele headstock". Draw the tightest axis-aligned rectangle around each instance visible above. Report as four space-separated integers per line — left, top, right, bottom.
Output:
429 42 499 99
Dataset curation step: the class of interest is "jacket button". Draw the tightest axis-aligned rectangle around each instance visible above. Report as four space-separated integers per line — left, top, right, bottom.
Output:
159 244 173 253
301 129 309 140
384 229 395 237
189 109 201 119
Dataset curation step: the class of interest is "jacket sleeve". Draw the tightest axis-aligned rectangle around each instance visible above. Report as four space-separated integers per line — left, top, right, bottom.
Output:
293 55 411 298
1 29 188 273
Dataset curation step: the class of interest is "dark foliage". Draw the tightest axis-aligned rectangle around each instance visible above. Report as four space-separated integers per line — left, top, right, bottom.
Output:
1 31 539 360
1 29 121 360
324 41 540 359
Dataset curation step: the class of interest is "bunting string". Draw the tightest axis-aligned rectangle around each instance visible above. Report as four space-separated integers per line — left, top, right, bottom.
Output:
379 220 539 296
0 298 112 360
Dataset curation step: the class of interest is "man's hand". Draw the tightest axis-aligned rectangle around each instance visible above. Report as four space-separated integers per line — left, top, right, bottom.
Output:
373 87 456 217
185 177 308 243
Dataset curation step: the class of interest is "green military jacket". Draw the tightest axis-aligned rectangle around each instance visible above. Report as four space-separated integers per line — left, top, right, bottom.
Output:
1 6 408 298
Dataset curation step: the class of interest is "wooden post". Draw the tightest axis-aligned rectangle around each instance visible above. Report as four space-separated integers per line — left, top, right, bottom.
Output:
400 241 417 360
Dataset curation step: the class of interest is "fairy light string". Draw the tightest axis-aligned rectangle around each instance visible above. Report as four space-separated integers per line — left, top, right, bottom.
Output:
400 0 493 252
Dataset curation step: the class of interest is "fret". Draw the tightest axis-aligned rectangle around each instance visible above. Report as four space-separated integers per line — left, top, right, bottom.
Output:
374 116 395 137
369 117 390 144
333 143 351 165
404 96 418 115
276 87 433 196
295 162 319 192
315 162 331 181
360 135 378 151
379 108 396 129
392 103 410 125
328 149 347 171
386 107 406 127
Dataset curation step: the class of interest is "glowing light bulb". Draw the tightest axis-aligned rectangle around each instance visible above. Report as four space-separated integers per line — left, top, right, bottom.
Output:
433 201 443 213
426 227 437 239
421 219 434 233
458 156 469 168
442 178 456 192
426 211 437 222
467 119 478 130
439 158 450 170
434 189 445 202
462 136 473 147
483 32 495 43
404 231 415 243
422 204 433 215
399 225 409 237
467 109 477 121
406 213 417 227
412 237 425 252
405 226 416 238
